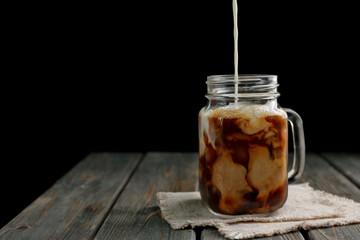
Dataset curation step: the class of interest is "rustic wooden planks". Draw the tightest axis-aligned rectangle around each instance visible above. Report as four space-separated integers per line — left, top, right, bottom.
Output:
301 153 360 202
1 152 359 240
0 153 142 240
307 224 360 240
321 152 360 188
94 152 198 240
302 153 360 240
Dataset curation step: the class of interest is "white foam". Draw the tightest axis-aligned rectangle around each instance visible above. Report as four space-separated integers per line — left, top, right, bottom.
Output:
210 101 287 119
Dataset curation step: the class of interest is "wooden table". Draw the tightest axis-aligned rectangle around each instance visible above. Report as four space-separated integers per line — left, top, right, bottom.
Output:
1 152 359 240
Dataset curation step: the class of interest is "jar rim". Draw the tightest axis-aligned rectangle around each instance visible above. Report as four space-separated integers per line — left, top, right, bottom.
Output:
207 74 277 83
206 74 280 100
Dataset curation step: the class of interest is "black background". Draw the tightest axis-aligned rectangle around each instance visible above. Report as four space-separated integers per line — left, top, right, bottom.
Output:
2 1 359 227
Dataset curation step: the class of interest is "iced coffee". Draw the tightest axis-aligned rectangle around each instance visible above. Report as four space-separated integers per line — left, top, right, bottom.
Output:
199 102 288 215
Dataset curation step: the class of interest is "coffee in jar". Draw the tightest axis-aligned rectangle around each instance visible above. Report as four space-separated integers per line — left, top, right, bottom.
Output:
199 100 288 215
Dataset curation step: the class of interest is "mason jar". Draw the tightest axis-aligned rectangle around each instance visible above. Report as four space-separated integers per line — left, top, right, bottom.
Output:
198 74 305 217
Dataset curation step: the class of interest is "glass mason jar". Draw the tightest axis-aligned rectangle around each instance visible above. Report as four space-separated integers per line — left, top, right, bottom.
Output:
198 75 305 217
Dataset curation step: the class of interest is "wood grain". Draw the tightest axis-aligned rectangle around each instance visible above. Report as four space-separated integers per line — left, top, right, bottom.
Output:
321 152 360 188
302 153 360 240
0 153 142 240
1 152 359 240
301 153 360 202
94 152 198 240
307 224 360 240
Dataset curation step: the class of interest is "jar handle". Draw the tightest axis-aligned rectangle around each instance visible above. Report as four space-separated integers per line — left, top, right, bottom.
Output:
284 108 306 183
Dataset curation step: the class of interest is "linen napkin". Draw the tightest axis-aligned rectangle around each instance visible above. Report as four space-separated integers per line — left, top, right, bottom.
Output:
156 183 360 239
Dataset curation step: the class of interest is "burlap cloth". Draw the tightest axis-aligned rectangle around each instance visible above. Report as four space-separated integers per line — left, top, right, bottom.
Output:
156 183 360 239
